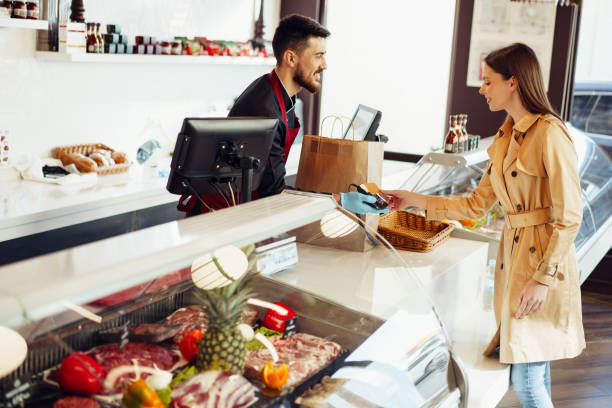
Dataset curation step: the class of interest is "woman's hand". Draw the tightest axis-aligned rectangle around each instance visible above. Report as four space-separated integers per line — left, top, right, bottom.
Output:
380 190 428 211
515 279 549 319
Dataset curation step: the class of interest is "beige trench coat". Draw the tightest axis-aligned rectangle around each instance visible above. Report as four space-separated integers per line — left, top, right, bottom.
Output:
426 113 586 364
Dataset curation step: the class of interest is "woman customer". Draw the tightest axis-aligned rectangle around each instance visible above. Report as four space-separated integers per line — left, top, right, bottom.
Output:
382 43 585 407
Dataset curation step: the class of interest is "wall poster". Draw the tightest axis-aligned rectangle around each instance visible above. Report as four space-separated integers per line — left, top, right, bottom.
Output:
466 0 557 89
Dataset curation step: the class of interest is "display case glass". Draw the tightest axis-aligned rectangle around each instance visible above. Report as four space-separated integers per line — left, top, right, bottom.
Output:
397 126 612 281
0 191 467 408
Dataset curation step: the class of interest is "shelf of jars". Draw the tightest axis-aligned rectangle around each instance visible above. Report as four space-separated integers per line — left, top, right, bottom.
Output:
0 17 47 29
34 51 277 65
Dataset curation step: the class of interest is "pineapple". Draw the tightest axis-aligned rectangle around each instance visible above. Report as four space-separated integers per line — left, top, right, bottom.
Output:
195 246 256 374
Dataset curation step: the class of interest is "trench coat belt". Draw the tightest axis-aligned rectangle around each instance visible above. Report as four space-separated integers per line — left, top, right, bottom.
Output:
505 207 553 229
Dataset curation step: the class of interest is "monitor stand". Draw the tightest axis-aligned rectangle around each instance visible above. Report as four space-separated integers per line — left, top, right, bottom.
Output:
181 153 262 212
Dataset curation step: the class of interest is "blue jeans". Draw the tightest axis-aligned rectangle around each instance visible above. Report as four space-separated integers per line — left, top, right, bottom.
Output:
510 361 553 408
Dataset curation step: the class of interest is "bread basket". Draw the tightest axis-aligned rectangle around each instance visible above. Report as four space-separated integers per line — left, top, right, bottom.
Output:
377 210 454 252
55 143 131 175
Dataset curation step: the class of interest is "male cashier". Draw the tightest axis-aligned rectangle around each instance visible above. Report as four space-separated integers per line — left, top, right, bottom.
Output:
181 14 381 215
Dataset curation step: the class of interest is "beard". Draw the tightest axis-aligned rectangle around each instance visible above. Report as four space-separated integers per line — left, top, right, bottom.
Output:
294 66 322 94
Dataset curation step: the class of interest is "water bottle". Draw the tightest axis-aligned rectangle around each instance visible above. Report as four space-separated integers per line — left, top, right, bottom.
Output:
136 139 161 164
483 259 495 311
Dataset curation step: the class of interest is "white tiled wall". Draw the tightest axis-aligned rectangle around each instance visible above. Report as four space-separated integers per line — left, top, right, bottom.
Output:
0 0 280 159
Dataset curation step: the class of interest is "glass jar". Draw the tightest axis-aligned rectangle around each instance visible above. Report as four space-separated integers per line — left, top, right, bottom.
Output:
26 0 38 20
171 41 181 55
0 0 12 18
11 0 26 19
161 41 171 55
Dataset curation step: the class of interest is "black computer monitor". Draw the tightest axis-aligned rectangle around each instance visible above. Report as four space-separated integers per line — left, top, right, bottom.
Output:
166 117 278 204
343 104 382 141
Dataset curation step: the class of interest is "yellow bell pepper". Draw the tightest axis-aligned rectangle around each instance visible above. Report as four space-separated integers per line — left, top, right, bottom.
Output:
122 378 165 408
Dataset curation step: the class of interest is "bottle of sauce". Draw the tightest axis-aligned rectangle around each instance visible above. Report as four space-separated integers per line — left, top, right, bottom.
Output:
86 23 95 53
462 114 470 151
11 0 26 18
25 0 38 19
444 115 459 154
95 23 104 54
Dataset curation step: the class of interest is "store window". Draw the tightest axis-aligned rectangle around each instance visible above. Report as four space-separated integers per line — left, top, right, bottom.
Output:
320 0 456 155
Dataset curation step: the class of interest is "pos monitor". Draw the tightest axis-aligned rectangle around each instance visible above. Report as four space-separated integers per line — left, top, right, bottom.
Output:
343 104 382 141
166 117 278 206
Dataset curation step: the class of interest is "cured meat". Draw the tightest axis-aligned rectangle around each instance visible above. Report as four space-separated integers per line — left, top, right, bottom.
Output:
98 323 181 344
88 342 180 394
170 371 257 408
165 305 209 344
90 268 190 307
244 333 342 389
239 309 259 327
53 396 100 408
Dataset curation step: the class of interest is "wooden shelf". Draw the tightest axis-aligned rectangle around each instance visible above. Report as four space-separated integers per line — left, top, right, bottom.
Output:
35 51 276 66
0 18 47 30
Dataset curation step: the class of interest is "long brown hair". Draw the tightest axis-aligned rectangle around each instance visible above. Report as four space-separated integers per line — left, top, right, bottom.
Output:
485 43 561 120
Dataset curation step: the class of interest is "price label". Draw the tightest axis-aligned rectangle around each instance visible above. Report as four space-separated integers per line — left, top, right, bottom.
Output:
256 242 298 276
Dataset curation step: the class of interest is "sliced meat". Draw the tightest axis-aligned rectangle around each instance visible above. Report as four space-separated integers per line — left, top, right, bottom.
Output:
88 342 180 394
244 333 342 389
170 371 257 408
239 309 259 327
53 396 100 408
166 306 209 344
129 323 182 343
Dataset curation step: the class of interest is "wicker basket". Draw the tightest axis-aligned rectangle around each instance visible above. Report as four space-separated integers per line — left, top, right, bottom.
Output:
55 143 131 175
377 210 454 252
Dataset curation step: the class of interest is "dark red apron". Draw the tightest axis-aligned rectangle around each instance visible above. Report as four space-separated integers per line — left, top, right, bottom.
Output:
268 70 301 162
178 70 300 216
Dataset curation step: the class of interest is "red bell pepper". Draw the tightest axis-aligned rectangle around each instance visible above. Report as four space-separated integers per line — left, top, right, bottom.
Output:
57 352 105 396
179 329 203 362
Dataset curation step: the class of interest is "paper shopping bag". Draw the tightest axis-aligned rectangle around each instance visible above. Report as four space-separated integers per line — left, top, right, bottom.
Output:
292 135 384 252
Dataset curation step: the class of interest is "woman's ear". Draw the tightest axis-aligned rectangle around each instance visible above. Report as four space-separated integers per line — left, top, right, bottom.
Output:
509 76 518 91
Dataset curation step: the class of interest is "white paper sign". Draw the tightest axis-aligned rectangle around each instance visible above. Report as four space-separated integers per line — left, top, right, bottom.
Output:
466 0 557 89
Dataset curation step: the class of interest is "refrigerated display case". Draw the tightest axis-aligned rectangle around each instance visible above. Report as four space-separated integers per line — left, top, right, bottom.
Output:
0 191 469 408
397 125 612 283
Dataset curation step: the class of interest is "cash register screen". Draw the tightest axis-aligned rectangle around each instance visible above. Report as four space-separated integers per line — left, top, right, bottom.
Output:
343 104 382 141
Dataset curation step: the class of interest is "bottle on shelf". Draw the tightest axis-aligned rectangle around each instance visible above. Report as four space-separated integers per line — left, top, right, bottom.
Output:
26 0 38 20
86 23 94 53
456 114 465 153
95 22 104 53
11 0 26 19
444 115 459 154
459 114 468 152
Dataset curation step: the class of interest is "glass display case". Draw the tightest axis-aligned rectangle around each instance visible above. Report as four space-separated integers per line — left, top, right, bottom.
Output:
0 191 469 408
397 125 612 283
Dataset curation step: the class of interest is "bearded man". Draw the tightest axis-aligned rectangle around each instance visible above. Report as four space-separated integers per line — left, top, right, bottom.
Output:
228 14 329 198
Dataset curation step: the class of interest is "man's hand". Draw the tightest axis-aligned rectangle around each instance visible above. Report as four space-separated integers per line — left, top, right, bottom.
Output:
380 190 427 211
515 279 549 319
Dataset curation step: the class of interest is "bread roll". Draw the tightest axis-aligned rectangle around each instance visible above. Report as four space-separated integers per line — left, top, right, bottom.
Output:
111 151 128 164
89 152 110 167
93 149 112 157
73 154 98 173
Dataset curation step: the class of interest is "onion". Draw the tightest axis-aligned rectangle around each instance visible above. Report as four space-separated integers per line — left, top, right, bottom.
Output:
103 365 171 391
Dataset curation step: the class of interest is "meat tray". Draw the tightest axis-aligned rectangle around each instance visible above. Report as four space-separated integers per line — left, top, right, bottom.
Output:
1 276 383 407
